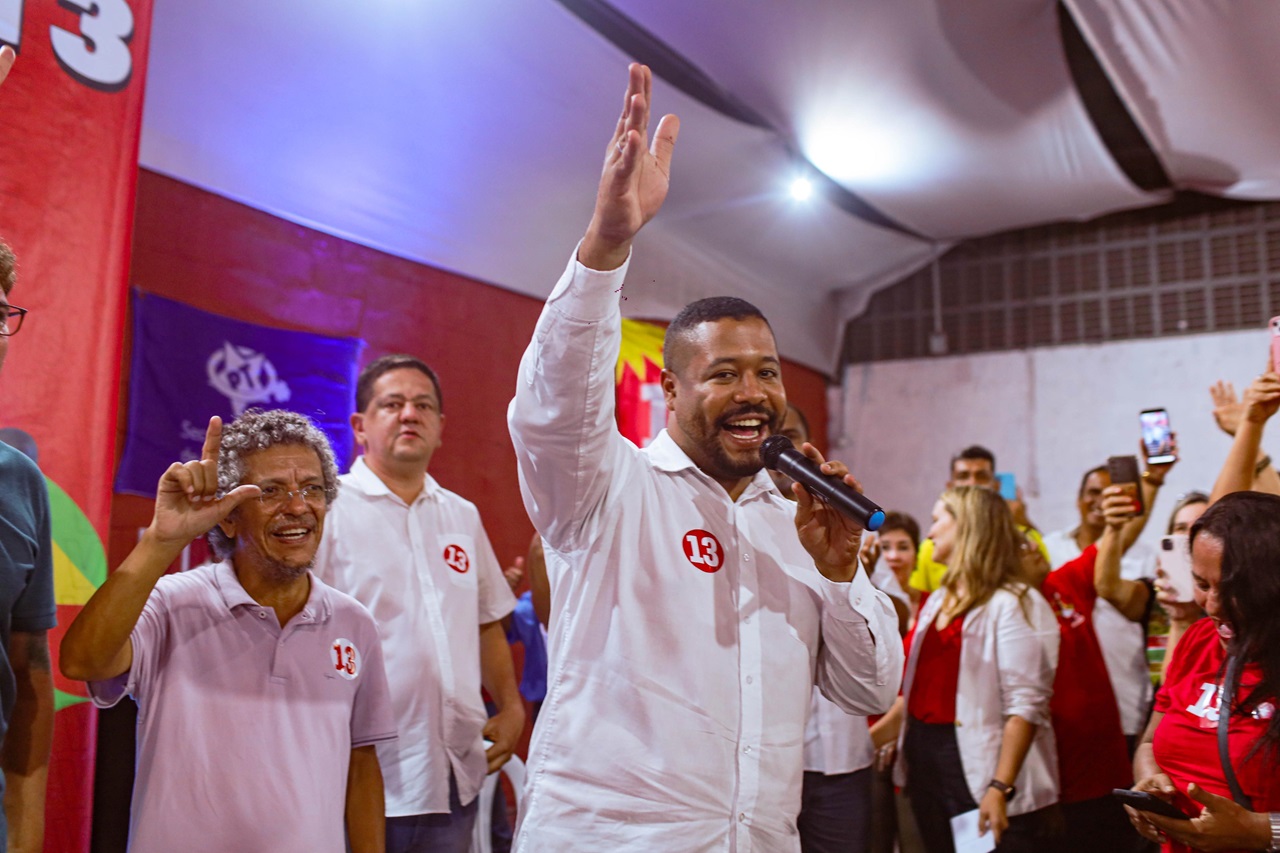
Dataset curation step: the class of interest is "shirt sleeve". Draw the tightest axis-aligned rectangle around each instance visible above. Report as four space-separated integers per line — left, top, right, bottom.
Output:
350 613 398 748
1154 616 1209 714
11 475 56 633
473 516 516 624
814 569 906 716
507 248 633 553
994 588 1060 726
87 584 170 710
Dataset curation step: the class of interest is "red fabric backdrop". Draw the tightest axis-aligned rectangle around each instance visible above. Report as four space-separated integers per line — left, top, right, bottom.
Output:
0 3 153 850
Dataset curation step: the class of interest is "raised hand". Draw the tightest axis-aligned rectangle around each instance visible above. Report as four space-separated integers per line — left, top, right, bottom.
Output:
1242 371 1280 425
503 555 526 593
792 443 864 583
579 63 681 272
1210 380 1243 436
0 45 14 89
151 416 260 547
858 533 881 577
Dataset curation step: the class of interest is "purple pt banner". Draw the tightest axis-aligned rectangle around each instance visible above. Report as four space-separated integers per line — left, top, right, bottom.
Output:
116 291 364 495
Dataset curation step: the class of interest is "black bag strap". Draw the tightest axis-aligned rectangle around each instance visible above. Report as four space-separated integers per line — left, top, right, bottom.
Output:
1218 654 1255 811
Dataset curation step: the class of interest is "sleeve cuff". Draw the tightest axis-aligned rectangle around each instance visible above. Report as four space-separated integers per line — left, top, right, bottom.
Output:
819 568 880 622
545 242 632 322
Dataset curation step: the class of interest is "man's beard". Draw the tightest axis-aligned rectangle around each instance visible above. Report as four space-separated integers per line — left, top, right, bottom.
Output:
261 557 311 585
684 404 781 482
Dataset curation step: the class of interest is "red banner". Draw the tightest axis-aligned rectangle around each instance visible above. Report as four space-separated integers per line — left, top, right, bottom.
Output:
0 2 153 850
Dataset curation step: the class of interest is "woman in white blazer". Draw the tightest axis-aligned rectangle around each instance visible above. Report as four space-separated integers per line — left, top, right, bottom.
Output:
895 486 1062 853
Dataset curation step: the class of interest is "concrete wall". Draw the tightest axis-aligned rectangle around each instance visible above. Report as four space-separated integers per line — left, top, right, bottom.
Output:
833 328 1269 547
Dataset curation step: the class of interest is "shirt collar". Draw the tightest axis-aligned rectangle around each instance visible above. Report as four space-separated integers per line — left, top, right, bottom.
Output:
212 560 333 624
645 429 780 504
348 455 442 504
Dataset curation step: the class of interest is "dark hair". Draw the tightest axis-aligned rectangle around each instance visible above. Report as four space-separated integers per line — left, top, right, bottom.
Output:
0 240 15 296
1077 464 1109 500
207 409 340 560
950 445 996 473
1189 491 1280 760
662 297 772 373
878 511 921 550
1166 490 1211 535
356 354 443 413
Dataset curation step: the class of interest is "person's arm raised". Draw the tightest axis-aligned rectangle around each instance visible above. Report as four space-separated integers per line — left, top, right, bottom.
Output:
1094 487 1150 621
1211 372 1280 501
59 417 260 681
578 63 680 272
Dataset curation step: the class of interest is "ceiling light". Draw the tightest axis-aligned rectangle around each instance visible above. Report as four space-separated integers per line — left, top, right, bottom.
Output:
789 177 814 201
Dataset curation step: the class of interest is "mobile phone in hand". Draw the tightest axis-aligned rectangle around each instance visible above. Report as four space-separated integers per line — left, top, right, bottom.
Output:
996 472 1017 501
1112 789 1192 820
1107 455 1144 516
1158 534 1194 602
1270 316 1280 373
1139 408 1175 465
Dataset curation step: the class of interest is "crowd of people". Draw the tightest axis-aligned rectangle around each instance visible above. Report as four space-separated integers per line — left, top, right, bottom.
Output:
0 50 1276 853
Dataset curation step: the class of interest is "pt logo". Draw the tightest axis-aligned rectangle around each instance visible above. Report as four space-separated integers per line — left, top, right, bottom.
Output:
682 529 724 573
443 544 471 574
207 341 292 416
331 638 360 680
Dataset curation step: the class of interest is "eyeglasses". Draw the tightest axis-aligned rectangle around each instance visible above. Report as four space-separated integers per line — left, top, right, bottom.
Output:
255 484 327 510
0 305 27 337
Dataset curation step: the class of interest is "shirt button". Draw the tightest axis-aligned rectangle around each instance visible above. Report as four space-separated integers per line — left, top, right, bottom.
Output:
855 597 863 606
742 745 751 755
745 676 754 685
743 554 750 562
258 611 267 619
739 813 748 823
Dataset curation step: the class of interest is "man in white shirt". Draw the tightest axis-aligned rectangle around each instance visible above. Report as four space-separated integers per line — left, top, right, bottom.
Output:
507 63 902 852
1041 462 1166 748
314 355 524 853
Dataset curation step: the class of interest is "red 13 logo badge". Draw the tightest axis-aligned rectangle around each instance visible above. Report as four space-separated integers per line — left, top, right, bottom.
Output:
683 529 724 573
443 544 471 573
331 638 361 681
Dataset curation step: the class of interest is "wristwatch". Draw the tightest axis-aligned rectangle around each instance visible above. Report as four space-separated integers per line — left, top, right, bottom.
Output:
987 779 1016 801
1268 811 1279 851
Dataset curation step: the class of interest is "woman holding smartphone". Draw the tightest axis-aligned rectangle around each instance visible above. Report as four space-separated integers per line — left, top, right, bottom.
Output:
896 487 1061 853
1127 375 1280 852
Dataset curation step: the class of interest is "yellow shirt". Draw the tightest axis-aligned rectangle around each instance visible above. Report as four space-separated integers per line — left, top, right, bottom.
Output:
909 526 1050 593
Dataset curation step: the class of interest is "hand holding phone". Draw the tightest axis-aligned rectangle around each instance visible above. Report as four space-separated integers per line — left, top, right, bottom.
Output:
1112 788 1192 821
1269 316 1280 373
996 472 1017 501
1157 534 1194 602
1107 455 1144 516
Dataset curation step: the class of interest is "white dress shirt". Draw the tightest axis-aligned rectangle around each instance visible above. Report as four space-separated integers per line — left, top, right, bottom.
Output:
896 586 1061 816
507 252 903 852
1043 528 1156 735
313 457 516 816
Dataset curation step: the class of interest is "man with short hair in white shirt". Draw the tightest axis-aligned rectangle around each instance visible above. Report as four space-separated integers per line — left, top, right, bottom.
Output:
507 63 902 852
315 354 524 853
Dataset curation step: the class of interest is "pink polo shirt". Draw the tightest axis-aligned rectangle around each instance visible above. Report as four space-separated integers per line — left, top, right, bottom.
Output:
89 561 396 853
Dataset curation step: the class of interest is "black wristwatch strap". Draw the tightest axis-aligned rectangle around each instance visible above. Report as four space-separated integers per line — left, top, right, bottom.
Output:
987 779 1015 800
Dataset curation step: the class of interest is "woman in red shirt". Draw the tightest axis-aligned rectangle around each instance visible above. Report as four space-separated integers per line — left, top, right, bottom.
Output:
1128 491 1280 852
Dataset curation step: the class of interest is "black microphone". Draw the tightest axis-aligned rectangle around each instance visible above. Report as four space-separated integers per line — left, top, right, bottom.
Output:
761 435 885 531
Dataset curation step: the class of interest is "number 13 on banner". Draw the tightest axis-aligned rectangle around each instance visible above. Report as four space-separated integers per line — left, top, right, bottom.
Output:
0 0 135 91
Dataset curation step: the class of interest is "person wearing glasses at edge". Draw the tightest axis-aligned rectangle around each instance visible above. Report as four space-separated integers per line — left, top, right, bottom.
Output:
1126 371 1280 853
60 410 396 853
0 48 58 853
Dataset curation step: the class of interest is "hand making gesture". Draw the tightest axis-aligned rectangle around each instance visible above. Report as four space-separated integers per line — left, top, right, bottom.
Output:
579 63 681 272
150 416 261 547
792 443 866 583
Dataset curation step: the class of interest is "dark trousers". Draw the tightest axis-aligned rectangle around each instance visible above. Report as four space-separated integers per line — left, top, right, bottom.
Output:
1061 794 1148 853
385 773 479 853
904 719 1063 853
799 767 873 853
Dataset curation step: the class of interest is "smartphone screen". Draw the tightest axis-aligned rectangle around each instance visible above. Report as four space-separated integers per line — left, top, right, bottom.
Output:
1139 409 1175 465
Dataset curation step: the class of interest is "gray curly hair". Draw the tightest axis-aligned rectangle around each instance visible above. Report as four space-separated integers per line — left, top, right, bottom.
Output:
206 408 340 560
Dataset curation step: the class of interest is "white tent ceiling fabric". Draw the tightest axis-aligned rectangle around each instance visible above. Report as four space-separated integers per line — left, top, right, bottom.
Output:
138 1 1278 373
1064 0 1280 200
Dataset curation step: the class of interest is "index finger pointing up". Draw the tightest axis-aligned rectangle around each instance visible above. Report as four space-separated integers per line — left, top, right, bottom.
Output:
201 416 224 464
